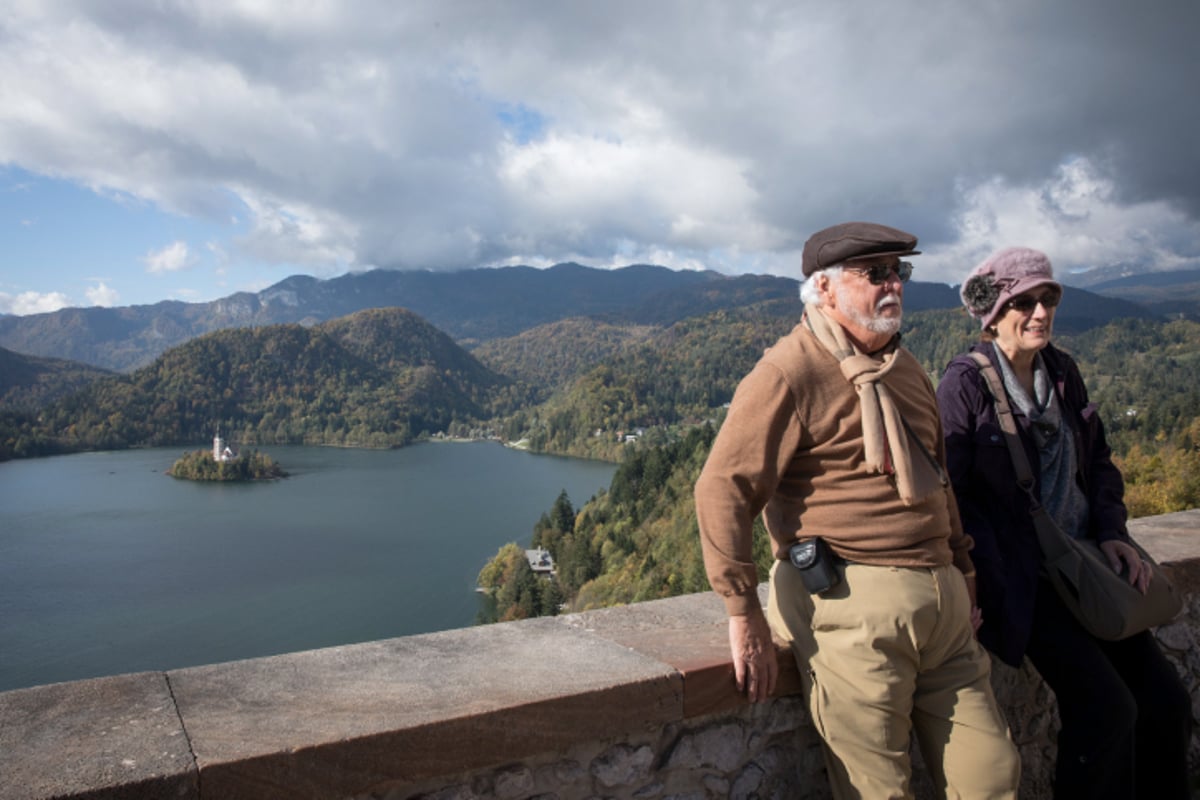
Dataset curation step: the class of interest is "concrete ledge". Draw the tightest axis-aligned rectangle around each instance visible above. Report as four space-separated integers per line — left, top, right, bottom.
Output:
564 589 804 719
170 619 682 798
0 672 196 800
2 509 1198 799
1131 508 1200 561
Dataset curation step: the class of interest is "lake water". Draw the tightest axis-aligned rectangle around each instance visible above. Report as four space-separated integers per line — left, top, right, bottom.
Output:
0 443 616 692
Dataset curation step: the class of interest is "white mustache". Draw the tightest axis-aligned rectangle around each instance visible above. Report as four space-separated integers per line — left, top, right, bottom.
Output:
876 295 901 310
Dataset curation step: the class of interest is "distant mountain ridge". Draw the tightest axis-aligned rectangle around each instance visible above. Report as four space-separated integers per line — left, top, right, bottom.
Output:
0 264 788 371
0 262 1179 372
1060 261 1200 289
1077 268 1200 319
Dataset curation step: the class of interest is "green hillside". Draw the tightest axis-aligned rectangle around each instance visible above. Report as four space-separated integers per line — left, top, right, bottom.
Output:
496 298 802 460
478 310 1200 621
0 308 508 459
0 347 115 410
472 317 658 393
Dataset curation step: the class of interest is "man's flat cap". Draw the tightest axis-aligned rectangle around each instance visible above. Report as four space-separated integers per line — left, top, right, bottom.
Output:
801 221 921 277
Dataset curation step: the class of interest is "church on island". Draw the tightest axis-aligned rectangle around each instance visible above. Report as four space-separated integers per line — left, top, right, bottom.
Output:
212 432 237 462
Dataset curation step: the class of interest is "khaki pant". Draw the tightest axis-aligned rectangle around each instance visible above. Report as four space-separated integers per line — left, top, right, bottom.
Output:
767 560 1020 800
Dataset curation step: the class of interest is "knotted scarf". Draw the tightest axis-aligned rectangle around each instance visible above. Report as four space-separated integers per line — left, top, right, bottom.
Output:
804 304 945 505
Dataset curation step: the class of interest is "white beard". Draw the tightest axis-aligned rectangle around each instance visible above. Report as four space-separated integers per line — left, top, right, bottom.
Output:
835 285 903 336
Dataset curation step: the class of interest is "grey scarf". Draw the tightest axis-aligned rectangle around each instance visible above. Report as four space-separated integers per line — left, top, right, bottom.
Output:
993 347 1090 538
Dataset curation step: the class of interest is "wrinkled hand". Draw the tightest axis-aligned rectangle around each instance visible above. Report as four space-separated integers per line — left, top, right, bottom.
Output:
1100 539 1152 595
729 611 778 704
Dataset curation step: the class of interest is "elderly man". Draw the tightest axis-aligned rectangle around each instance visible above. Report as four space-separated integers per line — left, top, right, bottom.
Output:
695 222 1019 799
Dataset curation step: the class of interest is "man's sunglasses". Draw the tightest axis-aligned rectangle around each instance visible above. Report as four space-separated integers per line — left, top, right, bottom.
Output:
845 261 914 285
1006 291 1062 313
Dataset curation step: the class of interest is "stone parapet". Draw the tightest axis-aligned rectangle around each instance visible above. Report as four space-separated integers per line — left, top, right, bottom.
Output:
2 509 1199 799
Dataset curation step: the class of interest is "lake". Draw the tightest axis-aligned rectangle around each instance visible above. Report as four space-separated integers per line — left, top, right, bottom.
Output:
0 442 616 692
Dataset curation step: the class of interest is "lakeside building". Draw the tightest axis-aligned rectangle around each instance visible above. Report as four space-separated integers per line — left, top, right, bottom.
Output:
212 432 237 462
525 548 555 577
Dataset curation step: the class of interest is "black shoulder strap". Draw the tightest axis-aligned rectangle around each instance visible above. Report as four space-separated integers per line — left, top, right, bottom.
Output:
968 351 1035 492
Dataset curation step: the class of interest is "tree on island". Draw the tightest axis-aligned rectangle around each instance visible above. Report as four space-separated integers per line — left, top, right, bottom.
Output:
169 449 287 482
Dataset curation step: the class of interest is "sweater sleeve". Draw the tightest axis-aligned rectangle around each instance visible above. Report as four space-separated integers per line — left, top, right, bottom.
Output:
695 361 804 616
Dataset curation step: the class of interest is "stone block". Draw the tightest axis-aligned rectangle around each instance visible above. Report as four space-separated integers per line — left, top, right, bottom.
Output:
0 673 196 800
167 617 679 799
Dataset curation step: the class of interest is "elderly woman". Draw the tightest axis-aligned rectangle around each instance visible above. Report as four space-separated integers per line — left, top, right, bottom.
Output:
935 247 1191 799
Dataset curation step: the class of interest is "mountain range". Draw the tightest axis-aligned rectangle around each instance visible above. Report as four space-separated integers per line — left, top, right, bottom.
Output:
3 261 1199 464
1 262 1190 374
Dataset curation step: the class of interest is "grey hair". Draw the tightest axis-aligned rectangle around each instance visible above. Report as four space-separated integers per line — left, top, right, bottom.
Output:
799 266 842 307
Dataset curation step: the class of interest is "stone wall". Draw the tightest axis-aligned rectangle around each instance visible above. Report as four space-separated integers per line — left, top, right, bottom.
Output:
2 509 1199 800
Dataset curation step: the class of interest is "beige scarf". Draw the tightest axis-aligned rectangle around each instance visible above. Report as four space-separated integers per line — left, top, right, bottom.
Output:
804 304 944 506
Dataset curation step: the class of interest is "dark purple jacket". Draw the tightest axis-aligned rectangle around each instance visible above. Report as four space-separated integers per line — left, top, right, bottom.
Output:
937 341 1129 666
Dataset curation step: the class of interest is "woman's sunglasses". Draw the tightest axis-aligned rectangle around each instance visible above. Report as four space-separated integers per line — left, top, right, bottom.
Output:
1006 291 1062 313
844 261 914 285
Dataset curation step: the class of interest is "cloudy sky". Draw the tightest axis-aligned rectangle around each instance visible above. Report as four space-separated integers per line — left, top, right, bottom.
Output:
2 0 1198 315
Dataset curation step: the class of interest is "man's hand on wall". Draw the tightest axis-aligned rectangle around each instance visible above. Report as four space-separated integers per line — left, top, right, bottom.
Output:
729 610 778 703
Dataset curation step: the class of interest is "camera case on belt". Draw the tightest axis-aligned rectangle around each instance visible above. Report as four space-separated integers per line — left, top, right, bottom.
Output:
788 537 841 595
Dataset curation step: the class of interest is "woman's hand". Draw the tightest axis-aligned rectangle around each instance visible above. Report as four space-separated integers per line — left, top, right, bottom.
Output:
1100 539 1152 594
970 606 983 634
961 572 984 635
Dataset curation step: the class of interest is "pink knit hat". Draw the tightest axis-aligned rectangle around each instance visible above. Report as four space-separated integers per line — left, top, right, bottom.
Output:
960 247 1062 329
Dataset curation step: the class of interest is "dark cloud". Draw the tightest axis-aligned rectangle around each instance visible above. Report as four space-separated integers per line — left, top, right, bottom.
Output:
1 0 1197 291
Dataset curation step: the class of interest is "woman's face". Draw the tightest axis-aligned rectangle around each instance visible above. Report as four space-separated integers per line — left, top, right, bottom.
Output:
992 287 1061 359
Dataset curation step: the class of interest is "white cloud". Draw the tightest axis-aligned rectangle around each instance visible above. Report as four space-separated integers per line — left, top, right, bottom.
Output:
143 240 196 274
233 195 356 272
85 281 119 307
495 131 783 257
920 157 1200 285
0 290 71 315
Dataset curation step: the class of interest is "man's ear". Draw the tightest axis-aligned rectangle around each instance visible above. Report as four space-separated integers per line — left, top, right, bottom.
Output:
819 274 835 308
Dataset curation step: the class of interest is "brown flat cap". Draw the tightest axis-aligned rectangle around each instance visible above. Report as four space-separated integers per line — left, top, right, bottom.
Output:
801 221 921 277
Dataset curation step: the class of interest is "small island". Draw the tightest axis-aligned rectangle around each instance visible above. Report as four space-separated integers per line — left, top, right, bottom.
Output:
168 433 288 482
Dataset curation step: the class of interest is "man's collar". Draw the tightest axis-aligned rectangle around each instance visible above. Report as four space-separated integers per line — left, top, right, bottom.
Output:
867 333 902 357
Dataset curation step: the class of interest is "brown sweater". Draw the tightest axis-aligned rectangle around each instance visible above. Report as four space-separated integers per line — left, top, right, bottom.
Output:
695 322 973 616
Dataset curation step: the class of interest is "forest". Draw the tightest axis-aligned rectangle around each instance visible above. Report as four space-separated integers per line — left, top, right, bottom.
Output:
476 310 1200 624
0 308 511 460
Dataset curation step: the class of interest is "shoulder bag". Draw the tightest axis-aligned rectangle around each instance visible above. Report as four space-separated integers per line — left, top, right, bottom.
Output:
968 351 1181 640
